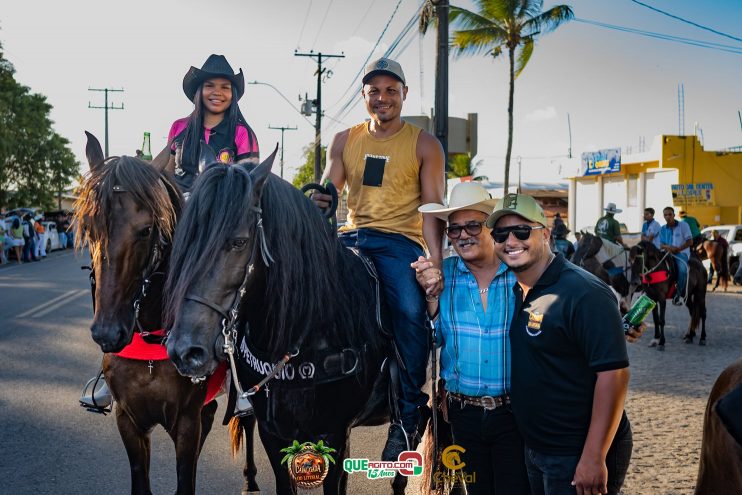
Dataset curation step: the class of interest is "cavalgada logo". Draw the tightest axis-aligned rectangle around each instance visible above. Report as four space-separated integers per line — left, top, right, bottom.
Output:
434 445 476 488
281 440 336 489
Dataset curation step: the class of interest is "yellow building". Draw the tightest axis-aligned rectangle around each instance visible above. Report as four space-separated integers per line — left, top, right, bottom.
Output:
567 135 742 232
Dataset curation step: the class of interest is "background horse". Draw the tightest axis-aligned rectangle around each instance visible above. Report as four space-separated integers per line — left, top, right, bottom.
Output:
74 133 259 495
165 149 423 494
629 240 707 350
694 358 742 494
571 232 631 312
698 239 729 292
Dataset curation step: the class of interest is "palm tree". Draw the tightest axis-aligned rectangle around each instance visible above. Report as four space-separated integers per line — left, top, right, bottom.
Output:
450 0 573 192
448 154 488 181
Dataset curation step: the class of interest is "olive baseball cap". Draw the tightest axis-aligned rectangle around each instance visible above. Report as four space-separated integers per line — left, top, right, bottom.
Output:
362 58 406 85
486 193 548 228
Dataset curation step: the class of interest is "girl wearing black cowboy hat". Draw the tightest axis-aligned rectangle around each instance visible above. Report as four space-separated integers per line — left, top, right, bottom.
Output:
166 54 260 193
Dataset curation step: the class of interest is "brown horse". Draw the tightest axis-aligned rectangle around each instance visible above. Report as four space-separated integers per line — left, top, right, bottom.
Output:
698 239 729 292
74 132 259 495
694 358 742 494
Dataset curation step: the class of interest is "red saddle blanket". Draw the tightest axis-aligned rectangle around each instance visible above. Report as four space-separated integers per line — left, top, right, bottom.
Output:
113 330 227 405
641 271 675 299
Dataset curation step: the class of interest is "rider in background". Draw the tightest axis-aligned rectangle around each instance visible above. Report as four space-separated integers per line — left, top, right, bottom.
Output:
707 229 729 284
641 207 661 249
165 54 260 195
595 202 626 248
552 223 575 260
678 209 703 248
660 207 693 306
312 57 445 462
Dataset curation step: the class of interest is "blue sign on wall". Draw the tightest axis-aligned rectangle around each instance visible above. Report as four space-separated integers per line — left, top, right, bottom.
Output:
581 148 621 176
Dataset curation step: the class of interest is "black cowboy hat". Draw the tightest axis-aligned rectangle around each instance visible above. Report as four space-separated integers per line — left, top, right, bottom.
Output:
182 54 245 102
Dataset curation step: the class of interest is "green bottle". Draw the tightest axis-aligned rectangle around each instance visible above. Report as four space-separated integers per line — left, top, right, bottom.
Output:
141 132 153 161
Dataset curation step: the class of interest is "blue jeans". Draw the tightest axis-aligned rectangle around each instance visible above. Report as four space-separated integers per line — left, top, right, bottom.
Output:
673 252 689 296
448 402 530 495
525 423 632 495
58 232 67 249
339 229 429 431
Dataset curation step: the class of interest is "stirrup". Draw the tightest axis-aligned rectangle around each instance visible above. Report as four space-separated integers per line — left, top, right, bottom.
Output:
234 393 255 417
79 373 112 414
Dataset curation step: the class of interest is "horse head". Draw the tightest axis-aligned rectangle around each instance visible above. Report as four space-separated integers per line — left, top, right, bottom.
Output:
572 232 601 265
166 146 277 379
75 131 180 352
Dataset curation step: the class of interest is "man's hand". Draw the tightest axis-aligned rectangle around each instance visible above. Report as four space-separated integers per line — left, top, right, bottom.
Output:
625 322 646 343
310 192 333 210
572 454 608 495
411 256 443 297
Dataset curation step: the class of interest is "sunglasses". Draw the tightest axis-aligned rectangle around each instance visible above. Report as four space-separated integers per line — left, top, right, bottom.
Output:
445 221 485 239
491 224 545 243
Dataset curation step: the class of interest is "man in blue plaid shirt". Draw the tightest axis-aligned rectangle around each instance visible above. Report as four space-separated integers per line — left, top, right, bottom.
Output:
414 182 529 494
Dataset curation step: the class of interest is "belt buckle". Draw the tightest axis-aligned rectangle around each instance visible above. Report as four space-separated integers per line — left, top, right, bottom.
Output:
480 395 497 410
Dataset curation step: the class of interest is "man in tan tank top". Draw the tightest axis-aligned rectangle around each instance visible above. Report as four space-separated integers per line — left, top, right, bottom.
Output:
313 57 445 462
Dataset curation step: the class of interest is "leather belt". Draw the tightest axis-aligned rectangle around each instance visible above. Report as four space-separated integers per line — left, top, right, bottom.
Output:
448 391 510 410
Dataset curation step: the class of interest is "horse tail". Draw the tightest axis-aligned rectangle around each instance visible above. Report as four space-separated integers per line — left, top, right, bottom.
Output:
229 416 244 458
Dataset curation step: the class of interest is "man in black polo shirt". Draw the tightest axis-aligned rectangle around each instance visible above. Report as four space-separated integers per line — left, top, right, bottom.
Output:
486 193 632 495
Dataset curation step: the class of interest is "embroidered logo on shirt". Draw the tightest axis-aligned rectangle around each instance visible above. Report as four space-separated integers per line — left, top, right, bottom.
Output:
526 310 544 337
218 148 235 164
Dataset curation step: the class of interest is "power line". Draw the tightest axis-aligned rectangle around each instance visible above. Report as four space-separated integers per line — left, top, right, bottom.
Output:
629 0 742 43
295 0 314 50
310 0 336 50
574 18 742 54
88 87 124 157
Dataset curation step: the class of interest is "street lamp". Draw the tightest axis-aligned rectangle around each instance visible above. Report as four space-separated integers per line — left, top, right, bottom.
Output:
247 81 313 127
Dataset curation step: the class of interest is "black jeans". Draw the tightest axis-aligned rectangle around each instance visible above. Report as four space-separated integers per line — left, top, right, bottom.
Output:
447 401 530 495
525 422 633 495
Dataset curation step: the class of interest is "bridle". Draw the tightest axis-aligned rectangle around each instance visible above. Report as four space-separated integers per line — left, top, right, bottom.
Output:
633 243 672 282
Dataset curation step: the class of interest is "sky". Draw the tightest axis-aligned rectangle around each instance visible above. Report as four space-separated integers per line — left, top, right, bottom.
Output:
2 0 741 184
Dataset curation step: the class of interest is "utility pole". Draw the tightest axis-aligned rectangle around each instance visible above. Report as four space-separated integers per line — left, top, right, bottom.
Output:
433 0 449 167
294 50 344 181
268 124 298 179
88 87 124 156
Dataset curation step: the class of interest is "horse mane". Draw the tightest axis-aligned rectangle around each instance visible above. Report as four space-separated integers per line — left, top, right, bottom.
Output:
166 165 381 360
73 156 180 269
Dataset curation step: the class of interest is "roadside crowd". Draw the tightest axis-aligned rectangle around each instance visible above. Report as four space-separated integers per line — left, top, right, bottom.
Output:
0 211 74 264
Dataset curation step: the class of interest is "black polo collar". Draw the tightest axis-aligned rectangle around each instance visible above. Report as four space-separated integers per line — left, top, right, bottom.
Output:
534 253 566 288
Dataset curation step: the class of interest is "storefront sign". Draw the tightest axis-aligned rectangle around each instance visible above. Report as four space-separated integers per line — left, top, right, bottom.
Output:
671 183 714 205
581 148 621 176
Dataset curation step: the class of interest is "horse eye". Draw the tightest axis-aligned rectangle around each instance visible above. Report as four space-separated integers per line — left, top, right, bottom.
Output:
231 238 248 251
138 227 152 239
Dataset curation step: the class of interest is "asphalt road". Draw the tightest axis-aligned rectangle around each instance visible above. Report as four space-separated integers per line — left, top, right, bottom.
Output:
0 249 414 494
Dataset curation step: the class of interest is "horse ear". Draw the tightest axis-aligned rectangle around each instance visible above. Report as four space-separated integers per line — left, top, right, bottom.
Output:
150 140 172 173
198 140 218 173
85 131 105 170
249 144 279 192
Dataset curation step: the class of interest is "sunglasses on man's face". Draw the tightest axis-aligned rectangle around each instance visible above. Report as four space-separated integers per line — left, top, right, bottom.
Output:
445 221 485 239
491 224 545 243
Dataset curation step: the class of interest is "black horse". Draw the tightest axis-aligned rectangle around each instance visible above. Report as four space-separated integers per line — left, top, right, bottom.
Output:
629 240 708 350
75 132 259 495
164 148 418 494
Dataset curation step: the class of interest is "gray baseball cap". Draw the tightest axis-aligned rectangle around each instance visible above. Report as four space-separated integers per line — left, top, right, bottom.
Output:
362 58 406 86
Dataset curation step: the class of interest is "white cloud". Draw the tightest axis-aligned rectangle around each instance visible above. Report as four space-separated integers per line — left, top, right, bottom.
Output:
525 106 557 122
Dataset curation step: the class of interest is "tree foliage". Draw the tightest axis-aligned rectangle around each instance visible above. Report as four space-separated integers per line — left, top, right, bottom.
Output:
450 0 573 192
448 153 488 181
0 43 79 209
291 143 326 189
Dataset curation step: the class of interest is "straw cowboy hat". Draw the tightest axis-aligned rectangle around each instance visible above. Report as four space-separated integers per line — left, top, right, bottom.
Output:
182 54 245 102
419 182 499 221
604 202 623 214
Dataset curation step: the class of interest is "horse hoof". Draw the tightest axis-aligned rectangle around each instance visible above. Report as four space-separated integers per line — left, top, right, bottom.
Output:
683 337 693 344
648 339 659 348
657 344 665 351
699 339 706 346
